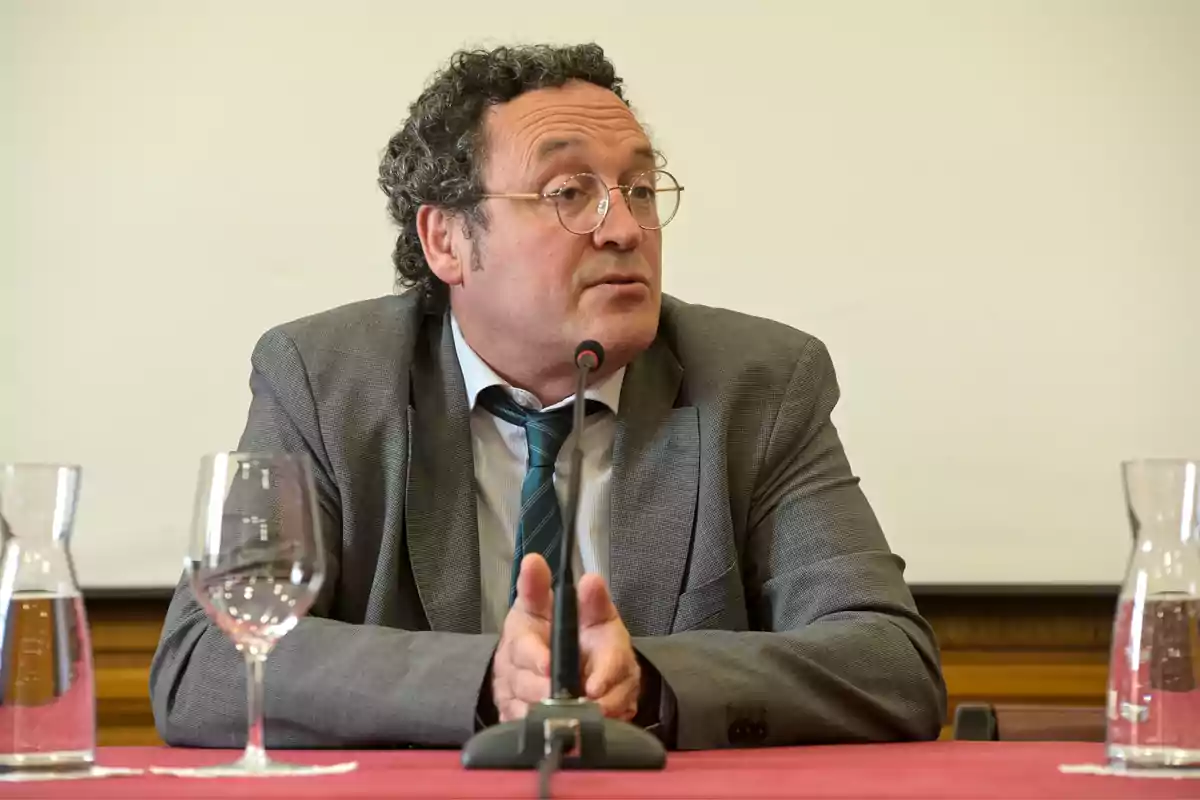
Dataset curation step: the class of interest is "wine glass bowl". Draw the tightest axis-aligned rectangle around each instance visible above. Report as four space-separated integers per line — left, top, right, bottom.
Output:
190 538 318 660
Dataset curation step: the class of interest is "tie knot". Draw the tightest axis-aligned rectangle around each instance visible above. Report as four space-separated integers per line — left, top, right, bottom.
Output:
477 386 603 468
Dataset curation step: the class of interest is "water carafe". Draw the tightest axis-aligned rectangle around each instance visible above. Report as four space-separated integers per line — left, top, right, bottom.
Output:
1106 459 1200 768
0 463 95 770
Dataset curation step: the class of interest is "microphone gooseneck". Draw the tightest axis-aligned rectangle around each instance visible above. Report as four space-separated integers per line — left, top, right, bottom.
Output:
550 340 606 700
461 338 664 773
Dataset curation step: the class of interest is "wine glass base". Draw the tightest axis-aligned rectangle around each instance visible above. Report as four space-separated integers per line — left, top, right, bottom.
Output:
150 754 357 778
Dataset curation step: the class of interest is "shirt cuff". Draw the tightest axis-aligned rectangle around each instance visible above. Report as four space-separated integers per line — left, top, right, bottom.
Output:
634 649 677 747
475 658 499 731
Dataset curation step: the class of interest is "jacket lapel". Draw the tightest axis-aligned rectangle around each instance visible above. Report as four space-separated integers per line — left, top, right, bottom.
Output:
405 308 482 634
609 337 699 637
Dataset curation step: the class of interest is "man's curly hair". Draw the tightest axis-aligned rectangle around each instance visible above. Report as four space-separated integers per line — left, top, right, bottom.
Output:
377 43 628 302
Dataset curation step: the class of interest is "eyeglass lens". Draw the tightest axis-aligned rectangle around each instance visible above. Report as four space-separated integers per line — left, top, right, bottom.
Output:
553 170 681 234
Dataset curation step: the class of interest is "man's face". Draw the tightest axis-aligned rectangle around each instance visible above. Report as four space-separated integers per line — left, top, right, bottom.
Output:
451 81 663 377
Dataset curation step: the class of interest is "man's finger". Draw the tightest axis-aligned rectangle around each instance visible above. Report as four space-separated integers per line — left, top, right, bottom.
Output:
499 698 529 723
510 632 551 676
593 677 640 721
584 645 623 698
512 669 551 706
577 573 618 628
492 675 514 711
515 554 554 620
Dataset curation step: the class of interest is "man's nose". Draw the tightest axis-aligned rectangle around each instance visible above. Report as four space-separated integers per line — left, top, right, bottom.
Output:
591 189 645 251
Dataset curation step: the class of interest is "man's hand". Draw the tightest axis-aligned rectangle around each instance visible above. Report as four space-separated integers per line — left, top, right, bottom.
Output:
492 555 641 722
578 573 641 721
492 555 553 722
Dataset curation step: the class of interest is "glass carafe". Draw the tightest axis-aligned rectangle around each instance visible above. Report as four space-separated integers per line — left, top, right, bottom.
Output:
0 463 95 770
1106 459 1200 768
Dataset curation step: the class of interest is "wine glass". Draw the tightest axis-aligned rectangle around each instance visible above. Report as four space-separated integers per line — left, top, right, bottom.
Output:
152 452 356 778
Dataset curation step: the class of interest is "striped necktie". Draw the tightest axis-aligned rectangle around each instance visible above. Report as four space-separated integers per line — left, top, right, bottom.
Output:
476 386 604 605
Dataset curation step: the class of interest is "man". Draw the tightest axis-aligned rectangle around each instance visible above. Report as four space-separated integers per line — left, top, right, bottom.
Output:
150 43 946 750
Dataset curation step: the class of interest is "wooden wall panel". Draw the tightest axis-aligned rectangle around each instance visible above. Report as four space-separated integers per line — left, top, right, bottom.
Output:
84 591 1118 746
90 599 169 746
915 592 1115 739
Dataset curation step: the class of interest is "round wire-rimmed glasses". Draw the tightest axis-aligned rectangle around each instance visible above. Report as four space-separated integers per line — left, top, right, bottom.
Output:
481 169 684 235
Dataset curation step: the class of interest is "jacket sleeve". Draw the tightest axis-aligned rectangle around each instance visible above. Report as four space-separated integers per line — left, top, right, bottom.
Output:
148 327 497 748
634 337 947 749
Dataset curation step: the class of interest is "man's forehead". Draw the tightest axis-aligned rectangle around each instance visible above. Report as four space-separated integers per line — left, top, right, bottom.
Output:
485 82 651 168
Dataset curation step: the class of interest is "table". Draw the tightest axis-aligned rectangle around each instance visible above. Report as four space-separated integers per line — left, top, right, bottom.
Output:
3 742 1195 798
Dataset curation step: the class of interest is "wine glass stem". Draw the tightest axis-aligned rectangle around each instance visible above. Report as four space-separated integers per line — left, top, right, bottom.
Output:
243 653 268 768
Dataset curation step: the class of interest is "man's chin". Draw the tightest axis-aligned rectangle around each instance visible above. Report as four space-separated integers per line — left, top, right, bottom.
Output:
581 305 660 367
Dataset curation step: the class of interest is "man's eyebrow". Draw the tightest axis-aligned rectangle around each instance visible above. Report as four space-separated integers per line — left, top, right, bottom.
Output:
535 138 582 161
533 139 658 164
631 145 656 163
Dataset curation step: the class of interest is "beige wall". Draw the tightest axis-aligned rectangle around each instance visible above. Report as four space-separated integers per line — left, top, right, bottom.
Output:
4 1 1199 587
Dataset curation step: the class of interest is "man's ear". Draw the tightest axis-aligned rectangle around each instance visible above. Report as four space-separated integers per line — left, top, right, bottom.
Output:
417 205 465 286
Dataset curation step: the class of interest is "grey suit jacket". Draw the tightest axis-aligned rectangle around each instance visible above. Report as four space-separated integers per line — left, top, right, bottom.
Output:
149 291 946 750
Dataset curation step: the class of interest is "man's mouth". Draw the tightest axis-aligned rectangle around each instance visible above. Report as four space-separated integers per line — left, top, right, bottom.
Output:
592 274 646 287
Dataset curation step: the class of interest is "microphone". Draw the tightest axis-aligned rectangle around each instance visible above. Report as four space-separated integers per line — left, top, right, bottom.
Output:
462 340 666 775
549 340 602 701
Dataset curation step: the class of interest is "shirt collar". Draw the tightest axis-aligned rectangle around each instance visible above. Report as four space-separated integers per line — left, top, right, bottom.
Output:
450 313 624 414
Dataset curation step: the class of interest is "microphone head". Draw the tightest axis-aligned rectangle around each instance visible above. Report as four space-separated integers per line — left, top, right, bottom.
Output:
574 340 605 371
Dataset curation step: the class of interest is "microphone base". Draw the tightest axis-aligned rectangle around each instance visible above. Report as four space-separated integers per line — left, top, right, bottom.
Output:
461 699 666 770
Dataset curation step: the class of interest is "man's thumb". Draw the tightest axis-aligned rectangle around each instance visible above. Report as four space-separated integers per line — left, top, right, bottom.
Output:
577 573 618 627
514 554 554 619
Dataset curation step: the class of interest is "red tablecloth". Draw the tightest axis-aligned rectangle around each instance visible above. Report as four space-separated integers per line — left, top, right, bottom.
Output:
2 742 1195 799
